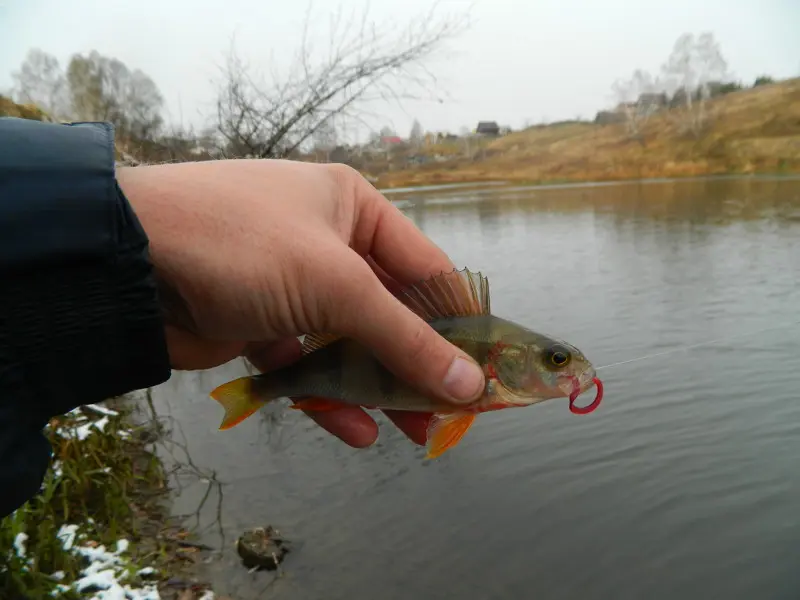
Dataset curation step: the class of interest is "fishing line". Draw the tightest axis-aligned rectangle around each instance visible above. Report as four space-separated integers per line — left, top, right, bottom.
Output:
595 319 800 372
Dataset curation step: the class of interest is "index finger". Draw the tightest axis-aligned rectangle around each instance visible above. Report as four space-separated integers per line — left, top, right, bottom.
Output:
351 178 456 285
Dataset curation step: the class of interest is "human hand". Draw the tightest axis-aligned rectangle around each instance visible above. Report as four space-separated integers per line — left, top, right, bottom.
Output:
116 159 486 448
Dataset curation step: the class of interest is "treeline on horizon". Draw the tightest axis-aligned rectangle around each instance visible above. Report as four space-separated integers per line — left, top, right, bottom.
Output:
1 18 791 170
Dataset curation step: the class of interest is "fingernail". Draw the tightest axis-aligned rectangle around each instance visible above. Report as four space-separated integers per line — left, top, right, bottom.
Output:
442 356 485 404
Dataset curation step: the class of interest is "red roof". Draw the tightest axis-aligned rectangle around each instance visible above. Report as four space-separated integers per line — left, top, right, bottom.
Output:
381 136 403 144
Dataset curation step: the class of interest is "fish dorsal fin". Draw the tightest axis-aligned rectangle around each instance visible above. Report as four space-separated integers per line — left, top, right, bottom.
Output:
400 268 490 322
301 333 342 355
300 269 489 354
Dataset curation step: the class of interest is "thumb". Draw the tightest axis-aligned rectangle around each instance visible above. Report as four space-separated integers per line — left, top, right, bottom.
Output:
334 265 486 406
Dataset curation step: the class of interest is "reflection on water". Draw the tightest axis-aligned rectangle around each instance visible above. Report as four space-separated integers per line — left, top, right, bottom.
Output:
149 176 800 600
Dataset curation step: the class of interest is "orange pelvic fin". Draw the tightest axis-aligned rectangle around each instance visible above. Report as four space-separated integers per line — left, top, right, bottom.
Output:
290 397 349 412
425 412 477 459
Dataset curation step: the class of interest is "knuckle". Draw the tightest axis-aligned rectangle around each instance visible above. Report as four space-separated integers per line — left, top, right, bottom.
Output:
327 162 360 189
328 162 359 178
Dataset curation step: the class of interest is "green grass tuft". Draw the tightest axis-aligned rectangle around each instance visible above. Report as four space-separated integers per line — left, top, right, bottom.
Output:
0 401 182 599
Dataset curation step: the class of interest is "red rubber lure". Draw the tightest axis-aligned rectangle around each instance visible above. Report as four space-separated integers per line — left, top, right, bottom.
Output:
568 377 604 415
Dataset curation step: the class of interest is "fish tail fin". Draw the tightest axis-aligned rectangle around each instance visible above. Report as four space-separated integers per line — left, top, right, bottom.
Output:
425 412 477 459
210 377 274 430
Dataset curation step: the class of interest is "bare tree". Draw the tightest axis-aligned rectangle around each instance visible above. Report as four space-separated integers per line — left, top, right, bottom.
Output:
214 3 470 159
311 117 338 161
66 51 164 145
661 32 729 137
11 49 69 118
10 48 165 147
611 69 664 146
458 126 473 158
409 118 424 148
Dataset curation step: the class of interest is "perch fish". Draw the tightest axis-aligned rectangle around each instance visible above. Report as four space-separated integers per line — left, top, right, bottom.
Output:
210 268 604 459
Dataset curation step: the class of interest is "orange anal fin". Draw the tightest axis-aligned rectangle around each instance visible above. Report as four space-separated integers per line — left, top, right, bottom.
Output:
290 397 349 412
425 413 476 459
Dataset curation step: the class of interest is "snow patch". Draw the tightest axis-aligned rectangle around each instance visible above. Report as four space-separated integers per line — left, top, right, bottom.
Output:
57 524 80 551
73 416 110 440
85 403 120 417
13 532 28 558
50 529 165 599
54 415 110 441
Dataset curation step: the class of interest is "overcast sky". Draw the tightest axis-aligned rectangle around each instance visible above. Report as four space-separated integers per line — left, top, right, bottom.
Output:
1 0 798 142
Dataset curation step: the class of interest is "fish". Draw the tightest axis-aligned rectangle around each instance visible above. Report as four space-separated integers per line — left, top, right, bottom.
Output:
209 268 603 459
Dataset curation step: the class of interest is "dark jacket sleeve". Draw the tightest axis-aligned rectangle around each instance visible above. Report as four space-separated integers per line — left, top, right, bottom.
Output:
0 117 172 518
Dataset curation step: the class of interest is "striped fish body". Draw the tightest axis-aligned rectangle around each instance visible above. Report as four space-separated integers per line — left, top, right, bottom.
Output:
250 315 524 413
209 268 601 458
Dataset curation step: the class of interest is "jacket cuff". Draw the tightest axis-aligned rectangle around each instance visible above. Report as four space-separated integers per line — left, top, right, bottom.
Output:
0 118 171 515
0 118 172 412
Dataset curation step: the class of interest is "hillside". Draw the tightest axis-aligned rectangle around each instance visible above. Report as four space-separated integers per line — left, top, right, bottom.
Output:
5 79 799 189
0 96 50 121
374 78 800 188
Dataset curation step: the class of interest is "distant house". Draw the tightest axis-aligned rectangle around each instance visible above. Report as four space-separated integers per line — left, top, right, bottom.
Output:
380 135 404 147
637 92 668 109
475 121 500 136
594 110 626 125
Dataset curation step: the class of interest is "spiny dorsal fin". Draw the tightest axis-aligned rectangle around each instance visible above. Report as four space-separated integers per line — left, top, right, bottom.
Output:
301 333 342 355
400 268 490 321
301 269 490 355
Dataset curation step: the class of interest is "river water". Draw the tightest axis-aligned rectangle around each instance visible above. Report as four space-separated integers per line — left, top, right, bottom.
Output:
149 176 800 600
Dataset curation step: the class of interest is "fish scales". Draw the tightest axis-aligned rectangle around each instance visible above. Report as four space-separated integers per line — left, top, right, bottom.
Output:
209 268 603 459
270 315 505 411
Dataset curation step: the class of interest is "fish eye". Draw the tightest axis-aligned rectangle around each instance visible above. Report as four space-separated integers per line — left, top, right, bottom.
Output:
544 345 572 370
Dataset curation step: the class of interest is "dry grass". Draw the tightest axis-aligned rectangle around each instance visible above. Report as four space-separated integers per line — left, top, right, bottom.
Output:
5 78 799 192
0 400 215 599
0 96 51 121
376 78 800 188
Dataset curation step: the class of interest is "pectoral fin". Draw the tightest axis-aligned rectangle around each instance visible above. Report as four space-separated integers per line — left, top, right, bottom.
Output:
425 413 476 459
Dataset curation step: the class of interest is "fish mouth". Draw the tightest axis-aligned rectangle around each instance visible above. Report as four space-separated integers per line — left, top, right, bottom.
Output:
558 370 603 415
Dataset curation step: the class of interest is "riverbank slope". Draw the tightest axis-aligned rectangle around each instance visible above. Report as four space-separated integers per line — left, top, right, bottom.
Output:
374 78 800 189
0 398 217 599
